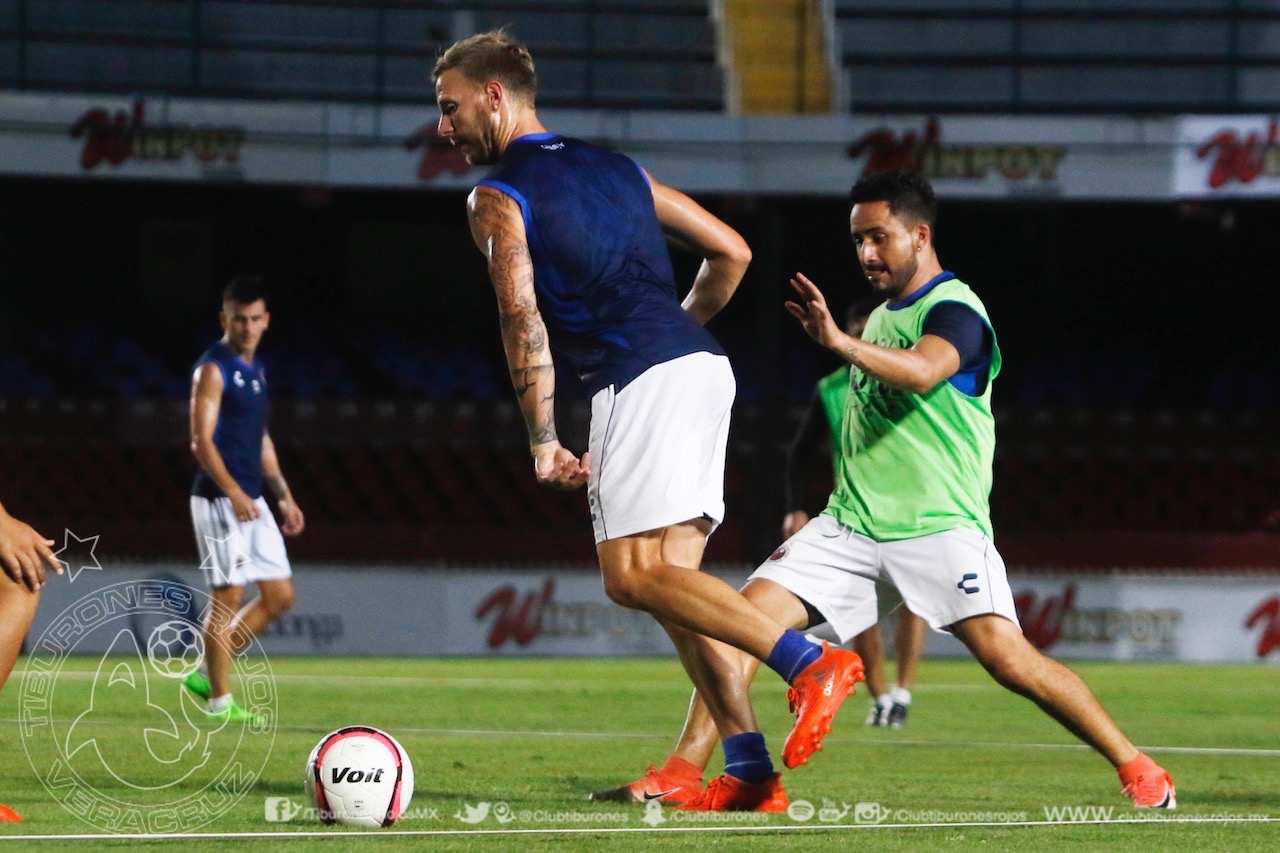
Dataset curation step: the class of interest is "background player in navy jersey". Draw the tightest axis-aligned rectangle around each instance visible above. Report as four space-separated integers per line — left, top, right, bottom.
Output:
0 500 61 821
184 275 303 721
434 30 864 810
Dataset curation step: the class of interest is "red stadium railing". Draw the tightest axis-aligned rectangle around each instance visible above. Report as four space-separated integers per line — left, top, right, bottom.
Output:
2 399 1278 568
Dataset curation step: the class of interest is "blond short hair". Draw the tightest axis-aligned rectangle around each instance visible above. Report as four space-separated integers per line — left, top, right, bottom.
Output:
433 30 537 106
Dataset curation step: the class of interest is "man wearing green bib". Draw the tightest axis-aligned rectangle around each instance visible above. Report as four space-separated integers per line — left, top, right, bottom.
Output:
595 170 1175 812
783 297 927 730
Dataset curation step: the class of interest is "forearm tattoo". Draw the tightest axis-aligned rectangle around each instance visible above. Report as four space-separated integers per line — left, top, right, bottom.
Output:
500 295 548 357
510 364 557 444
840 337 862 366
266 473 290 500
471 189 557 446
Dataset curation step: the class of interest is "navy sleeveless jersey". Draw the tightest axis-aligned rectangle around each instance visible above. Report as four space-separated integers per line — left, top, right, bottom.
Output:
479 133 725 393
191 342 268 500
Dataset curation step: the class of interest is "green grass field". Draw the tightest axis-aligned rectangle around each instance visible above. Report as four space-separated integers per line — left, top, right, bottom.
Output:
1 655 1276 851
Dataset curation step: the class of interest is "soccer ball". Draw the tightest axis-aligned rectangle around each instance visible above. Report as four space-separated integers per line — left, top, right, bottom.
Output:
146 619 204 678
305 726 414 827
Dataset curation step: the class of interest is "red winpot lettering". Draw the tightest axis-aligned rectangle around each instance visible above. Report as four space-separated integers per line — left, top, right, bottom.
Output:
1195 121 1278 188
475 578 555 648
1014 583 1076 650
1245 596 1280 658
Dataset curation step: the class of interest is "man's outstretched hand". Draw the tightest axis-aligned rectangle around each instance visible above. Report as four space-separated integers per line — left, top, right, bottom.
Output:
532 442 591 490
785 273 844 352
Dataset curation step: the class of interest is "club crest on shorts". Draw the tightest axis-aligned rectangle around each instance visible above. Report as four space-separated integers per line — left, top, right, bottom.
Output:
768 545 789 561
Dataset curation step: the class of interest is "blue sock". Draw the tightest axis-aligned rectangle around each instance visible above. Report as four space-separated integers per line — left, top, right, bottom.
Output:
722 732 773 784
765 628 822 684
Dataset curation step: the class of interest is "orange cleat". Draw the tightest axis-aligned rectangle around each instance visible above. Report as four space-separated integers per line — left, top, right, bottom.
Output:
589 763 704 806
1119 753 1176 809
675 773 789 812
0 805 21 822
781 643 865 769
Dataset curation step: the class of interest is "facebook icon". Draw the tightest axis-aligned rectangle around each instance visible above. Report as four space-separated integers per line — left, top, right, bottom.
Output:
265 797 304 823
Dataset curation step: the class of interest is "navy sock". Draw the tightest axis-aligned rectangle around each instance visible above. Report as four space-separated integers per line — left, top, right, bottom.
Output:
722 732 773 784
765 628 822 684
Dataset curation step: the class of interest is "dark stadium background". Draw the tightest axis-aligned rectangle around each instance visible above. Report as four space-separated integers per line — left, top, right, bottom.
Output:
1 1 1278 570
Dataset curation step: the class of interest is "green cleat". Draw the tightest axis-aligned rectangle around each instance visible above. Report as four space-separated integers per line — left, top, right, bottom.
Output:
183 671 212 700
206 700 261 724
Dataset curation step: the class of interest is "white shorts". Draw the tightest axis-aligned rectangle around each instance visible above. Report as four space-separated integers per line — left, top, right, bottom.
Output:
587 352 735 544
190 495 292 588
749 514 1019 644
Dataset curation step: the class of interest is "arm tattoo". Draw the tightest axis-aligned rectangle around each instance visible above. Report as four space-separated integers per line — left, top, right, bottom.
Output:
266 474 290 500
470 191 536 319
500 295 549 358
839 337 862 367
470 188 558 446
511 365 557 444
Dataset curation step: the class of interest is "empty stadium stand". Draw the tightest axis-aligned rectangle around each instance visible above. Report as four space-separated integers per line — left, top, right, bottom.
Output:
836 0 1280 114
0 0 724 110
2 2 1278 571
8 1 1277 115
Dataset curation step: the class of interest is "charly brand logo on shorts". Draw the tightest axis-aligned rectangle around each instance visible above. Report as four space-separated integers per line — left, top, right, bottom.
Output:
768 546 789 561
19 579 278 833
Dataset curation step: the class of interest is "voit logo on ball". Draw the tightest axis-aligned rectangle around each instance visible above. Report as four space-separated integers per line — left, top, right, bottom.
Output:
18 579 278 833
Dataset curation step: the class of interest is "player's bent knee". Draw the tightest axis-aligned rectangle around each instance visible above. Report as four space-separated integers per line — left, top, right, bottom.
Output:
262 588 295 618
976 642 1043 694
600 565 654 610
208 591 244 623
978 651 1021 690
601 573 640 609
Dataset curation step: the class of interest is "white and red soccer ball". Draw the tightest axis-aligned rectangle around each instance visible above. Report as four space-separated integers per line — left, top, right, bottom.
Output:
305 726 414 827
